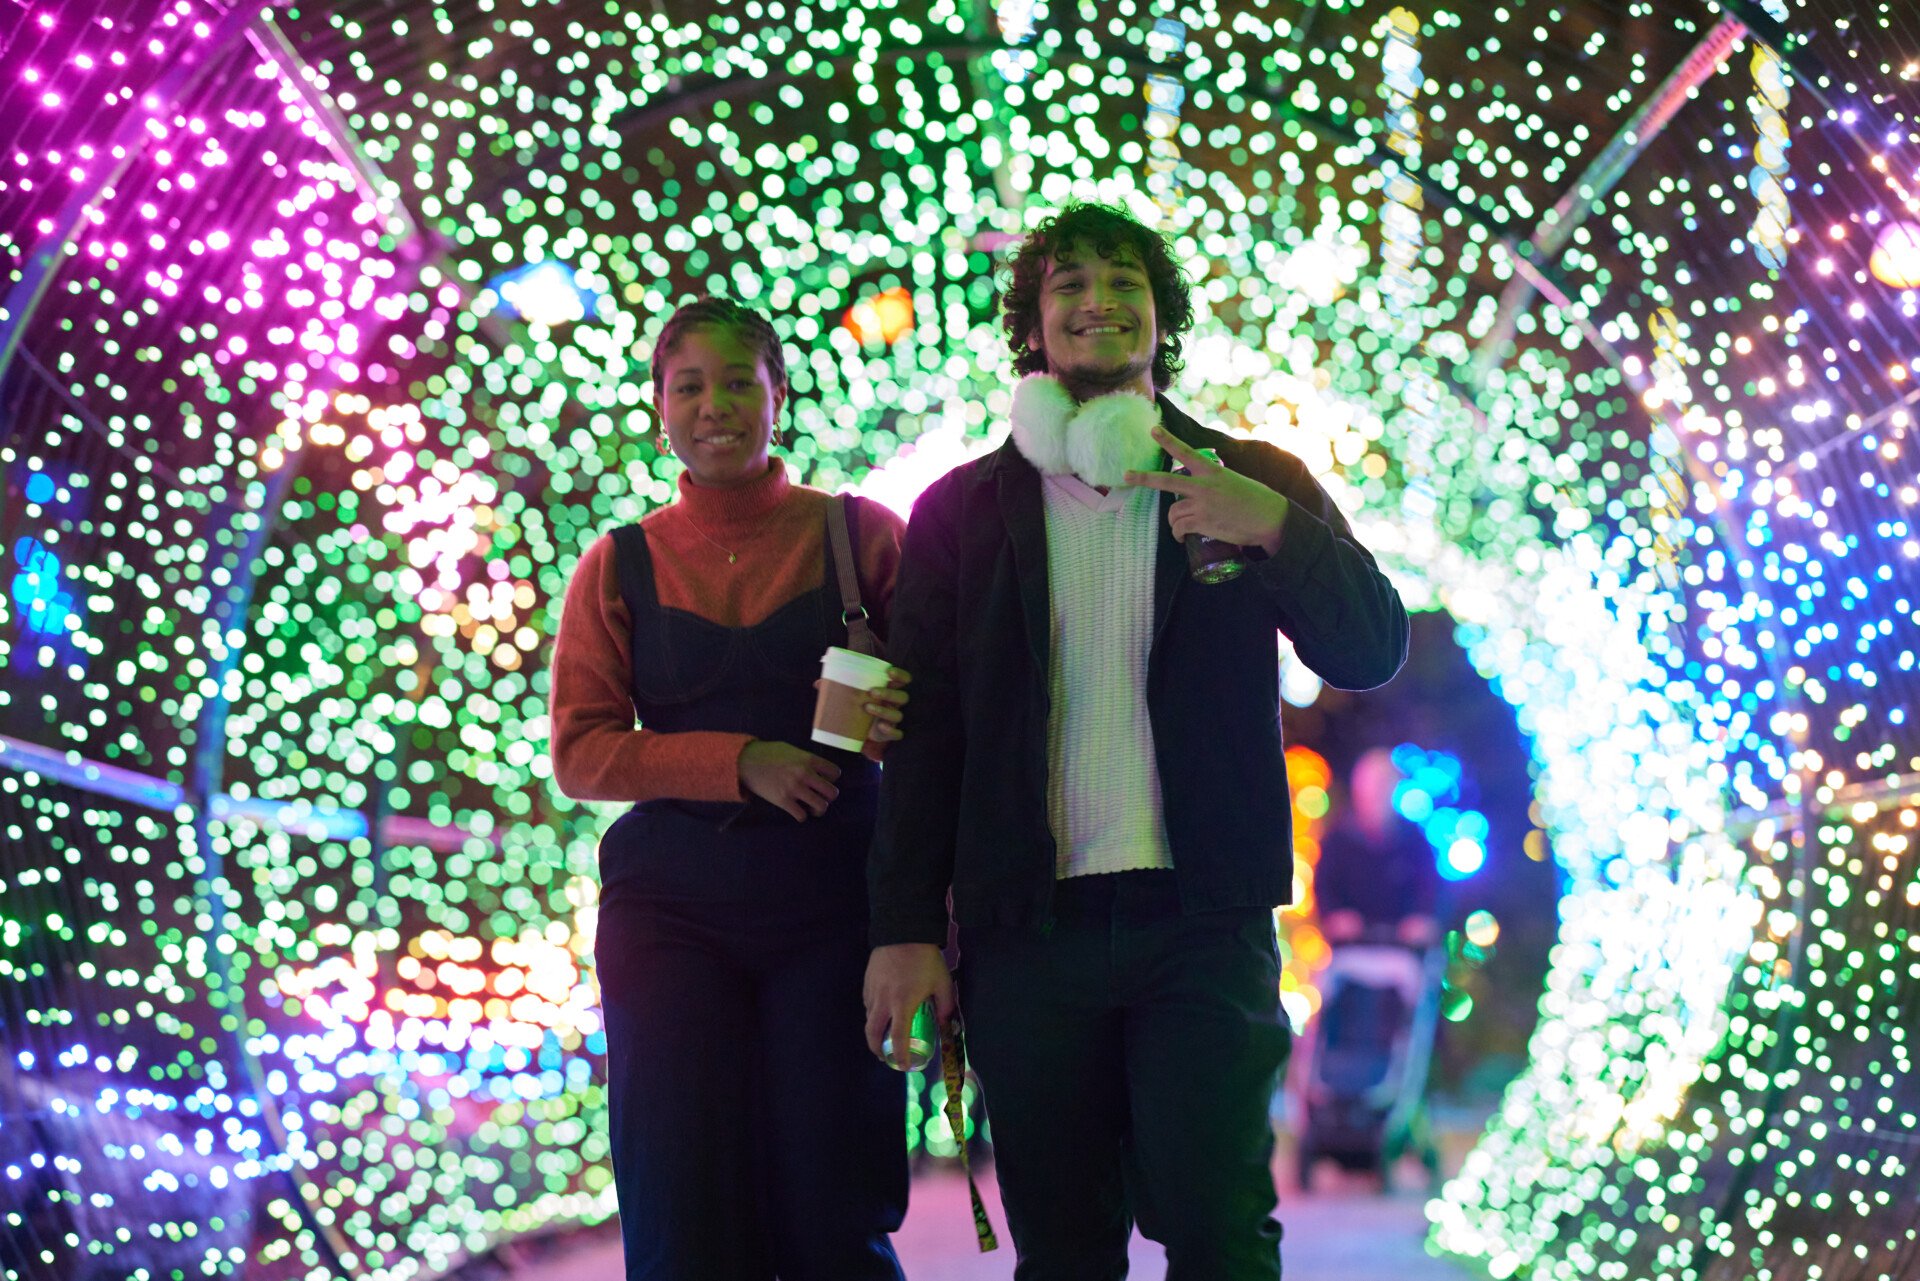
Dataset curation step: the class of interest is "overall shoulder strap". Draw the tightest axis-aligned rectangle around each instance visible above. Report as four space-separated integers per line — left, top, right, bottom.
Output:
826 495 883 659
609 524 658 629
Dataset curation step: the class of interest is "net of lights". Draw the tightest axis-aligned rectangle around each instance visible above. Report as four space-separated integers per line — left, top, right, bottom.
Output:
0 1 1916 1279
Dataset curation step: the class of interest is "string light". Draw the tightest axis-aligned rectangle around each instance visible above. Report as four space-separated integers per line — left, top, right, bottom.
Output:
1 2 1916 1279
1143 16 1190 228
1750 42 1794 271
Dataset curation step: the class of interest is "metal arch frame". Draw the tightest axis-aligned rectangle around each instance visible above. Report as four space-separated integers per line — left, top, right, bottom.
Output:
0 2 264 403
1452 7 1807 732
0 2 437 852
177 14 547 1278
1453 7 1867 1262
0 5 1876 1274
1466 0 1841 386
0 6 438 1276
1466 15 1752 384
187 15 439 1274
1459 5 1815 945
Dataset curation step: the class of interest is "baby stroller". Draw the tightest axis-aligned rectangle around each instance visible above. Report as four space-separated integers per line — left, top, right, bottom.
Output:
1290 926 1444 1191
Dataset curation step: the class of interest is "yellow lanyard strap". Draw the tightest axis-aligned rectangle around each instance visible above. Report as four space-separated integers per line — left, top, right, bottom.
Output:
938 1016 999 1252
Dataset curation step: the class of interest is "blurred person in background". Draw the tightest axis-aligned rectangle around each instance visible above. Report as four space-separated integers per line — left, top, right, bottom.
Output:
1317 747 1443 949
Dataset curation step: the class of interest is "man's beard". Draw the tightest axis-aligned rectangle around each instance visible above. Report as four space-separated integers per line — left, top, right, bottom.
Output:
1051 350 1154 400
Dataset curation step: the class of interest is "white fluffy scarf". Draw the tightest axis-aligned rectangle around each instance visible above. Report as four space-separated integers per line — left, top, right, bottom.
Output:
1007 374 1162 489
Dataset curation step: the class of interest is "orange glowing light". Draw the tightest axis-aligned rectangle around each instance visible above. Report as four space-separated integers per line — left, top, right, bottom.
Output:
1869 221 1920 288
844 286 916 346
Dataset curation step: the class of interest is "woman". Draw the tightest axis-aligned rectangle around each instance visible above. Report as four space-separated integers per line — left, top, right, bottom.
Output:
550 296 912 1279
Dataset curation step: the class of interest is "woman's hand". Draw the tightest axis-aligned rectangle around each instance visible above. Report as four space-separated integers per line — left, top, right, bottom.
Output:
738 740 842 821
862 667 912 761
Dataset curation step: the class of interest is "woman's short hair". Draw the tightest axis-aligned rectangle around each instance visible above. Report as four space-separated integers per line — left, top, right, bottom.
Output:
1000 203 1194 391
649 295 789 398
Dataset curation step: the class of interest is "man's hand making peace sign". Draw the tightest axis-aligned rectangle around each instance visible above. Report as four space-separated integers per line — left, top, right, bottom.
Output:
1124 425 1293 556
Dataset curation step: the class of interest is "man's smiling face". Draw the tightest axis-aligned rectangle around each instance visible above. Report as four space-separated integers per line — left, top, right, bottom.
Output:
1031 242 1161 398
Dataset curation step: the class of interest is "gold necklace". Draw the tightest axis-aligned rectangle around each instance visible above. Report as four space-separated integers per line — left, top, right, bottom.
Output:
679 510 775 564
676 460 781 564
682 513 746 564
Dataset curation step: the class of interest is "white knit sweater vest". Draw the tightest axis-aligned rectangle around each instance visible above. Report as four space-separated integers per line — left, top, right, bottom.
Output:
1040 473 1174 879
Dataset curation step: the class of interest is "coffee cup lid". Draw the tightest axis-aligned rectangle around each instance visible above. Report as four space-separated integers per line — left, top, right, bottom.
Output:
820 645 892 687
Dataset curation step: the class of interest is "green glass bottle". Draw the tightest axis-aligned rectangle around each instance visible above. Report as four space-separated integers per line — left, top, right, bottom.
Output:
1179 447 1247 583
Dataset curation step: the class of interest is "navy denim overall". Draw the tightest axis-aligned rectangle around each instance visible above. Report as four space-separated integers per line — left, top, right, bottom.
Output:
592 511 906 1281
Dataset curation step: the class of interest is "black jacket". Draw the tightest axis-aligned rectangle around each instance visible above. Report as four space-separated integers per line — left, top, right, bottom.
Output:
869 396 1409 946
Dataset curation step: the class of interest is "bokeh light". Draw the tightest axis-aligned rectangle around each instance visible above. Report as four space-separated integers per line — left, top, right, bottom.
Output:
2 0 1917 1278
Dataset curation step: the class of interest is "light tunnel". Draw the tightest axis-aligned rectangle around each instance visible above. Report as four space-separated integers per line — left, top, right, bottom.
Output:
0 0 1915 1278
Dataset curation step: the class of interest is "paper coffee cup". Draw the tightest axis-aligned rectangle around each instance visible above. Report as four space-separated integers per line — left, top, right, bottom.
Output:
811 647 894 751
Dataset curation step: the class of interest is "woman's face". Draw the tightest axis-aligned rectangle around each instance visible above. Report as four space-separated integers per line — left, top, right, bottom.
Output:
658 325 785 489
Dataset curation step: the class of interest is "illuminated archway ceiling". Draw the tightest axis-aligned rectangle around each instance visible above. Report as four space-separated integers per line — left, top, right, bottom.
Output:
2 1 1919 1278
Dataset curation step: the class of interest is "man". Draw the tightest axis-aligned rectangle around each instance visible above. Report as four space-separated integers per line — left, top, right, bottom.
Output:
864 202 1409 1279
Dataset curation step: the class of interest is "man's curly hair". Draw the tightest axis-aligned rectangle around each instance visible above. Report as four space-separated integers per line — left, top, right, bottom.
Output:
1000 203 1194 392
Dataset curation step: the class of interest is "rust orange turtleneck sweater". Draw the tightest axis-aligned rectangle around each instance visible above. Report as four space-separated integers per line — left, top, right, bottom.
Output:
548 462 906 804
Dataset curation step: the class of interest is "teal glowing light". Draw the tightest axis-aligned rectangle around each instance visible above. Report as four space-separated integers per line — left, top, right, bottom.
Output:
1389 744 1490 882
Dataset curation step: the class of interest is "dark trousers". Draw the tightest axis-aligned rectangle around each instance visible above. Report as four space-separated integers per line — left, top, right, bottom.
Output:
596 891 908 1281
960 870 1291 1281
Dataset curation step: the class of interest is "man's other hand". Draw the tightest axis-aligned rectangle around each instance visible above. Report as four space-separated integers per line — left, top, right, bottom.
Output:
863 942 958 1070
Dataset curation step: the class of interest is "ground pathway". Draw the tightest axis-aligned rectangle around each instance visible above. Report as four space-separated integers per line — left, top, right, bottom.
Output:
512 1153 1482 1281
